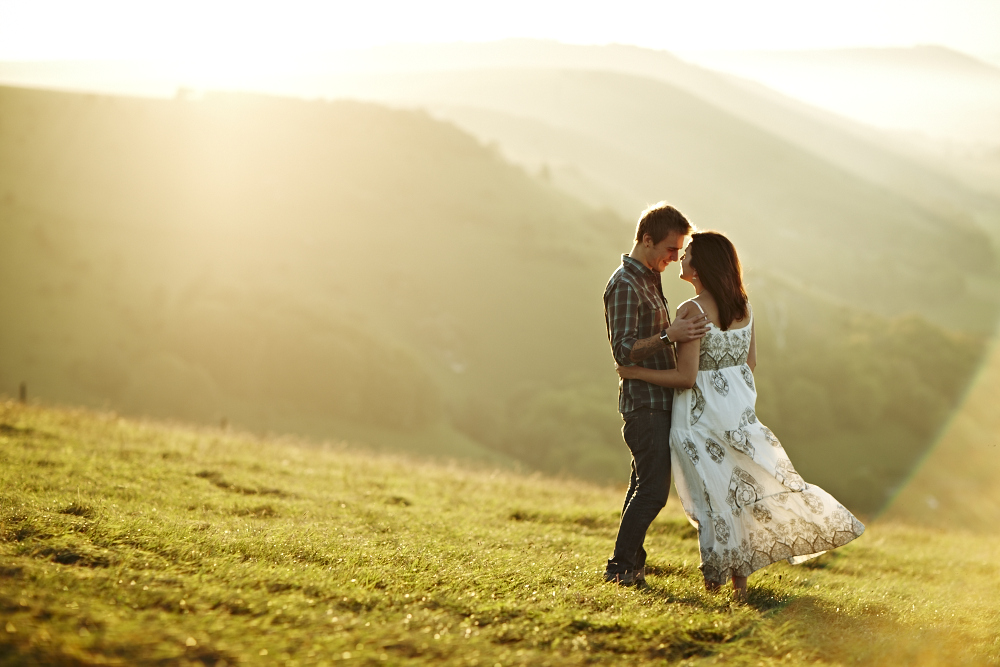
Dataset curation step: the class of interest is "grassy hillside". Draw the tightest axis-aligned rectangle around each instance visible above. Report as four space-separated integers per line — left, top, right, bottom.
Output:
1 403 999 666
0 84 989 515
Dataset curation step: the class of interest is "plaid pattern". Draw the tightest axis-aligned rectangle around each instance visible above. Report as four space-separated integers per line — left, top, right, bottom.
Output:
604 254 676 414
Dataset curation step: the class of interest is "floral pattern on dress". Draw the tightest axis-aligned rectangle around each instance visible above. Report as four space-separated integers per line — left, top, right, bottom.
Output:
711 370 730 396
713 516 730 544
669 302 864 587
775 459 805 491
801 491 825 515
705 438 726 463
691 384 706 425
752 504 772 523
724 426 755 459
682 438 700 464
699 327 752 371
726 467 764 516
699 511 864 586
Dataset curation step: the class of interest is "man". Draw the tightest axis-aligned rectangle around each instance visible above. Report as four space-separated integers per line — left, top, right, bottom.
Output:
603 202 709 586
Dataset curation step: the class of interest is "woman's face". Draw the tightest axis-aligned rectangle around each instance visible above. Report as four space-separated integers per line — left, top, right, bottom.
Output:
679 242 696 283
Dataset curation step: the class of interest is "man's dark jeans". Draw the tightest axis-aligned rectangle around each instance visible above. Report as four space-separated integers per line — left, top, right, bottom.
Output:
606 407 672 575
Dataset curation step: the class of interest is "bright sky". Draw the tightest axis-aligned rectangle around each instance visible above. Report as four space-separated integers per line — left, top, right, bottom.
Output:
2 0 999 63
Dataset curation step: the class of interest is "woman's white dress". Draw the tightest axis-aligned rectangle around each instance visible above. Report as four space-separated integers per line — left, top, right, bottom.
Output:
670 302 865 585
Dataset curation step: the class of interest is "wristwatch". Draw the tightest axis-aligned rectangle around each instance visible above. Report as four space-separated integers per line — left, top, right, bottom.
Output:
659 329 672 344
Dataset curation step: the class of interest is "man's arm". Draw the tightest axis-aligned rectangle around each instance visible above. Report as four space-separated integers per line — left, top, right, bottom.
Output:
606 281 642 365
628 312 710 362
630 302 710 362
606 284 709 364
616 333 701 388
628 333 668 363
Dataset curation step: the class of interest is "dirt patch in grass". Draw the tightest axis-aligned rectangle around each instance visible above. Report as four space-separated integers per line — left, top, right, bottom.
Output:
509 509 619 530
194 470 288 497
0 423 55 440
648 518 698 540
0 515 49 542
27 540 114 568
57 503 95 519
229 504 281 518
0 564 24 578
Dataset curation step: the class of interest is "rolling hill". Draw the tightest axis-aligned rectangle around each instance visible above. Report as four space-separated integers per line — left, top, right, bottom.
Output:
681 45 1000 148
4 43 999 322
0 84 627 472
0 84 989 515
5 42 1000 240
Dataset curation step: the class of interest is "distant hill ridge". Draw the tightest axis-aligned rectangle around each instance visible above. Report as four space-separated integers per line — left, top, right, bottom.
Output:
0 84 988 515
310 65 1000 329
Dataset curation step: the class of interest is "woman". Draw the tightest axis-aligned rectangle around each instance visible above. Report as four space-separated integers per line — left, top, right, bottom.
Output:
617 231 864 599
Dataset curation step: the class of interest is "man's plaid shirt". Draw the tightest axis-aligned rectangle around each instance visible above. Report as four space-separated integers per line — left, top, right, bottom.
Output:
604 254 676 414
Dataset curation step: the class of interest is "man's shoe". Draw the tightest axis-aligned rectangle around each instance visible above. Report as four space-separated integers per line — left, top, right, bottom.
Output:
603 569 638 587
634 566 646 586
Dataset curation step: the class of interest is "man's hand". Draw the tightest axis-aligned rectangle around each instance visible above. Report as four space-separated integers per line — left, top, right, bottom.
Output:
665 310 710 344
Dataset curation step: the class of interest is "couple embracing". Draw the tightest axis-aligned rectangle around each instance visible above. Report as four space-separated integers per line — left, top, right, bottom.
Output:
603 203 864 598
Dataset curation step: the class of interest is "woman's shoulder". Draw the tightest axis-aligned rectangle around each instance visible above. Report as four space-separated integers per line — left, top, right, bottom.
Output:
676 298 704 317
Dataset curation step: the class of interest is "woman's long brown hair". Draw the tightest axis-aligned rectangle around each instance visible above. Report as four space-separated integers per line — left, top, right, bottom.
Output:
689 231 748 331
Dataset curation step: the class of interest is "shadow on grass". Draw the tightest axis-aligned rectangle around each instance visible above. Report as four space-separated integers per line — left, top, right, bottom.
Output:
194 470 289 497
508 508 618 530
771 595 907 662
0 631 239 667
798 550 841 569
746 593 984 665
627 577 958 664
0 423 55 440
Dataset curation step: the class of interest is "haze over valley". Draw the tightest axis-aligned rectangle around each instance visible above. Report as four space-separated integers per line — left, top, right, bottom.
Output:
3 55 998 516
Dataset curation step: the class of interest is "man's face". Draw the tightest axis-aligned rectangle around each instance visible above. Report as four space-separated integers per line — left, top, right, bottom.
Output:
645 231 686 273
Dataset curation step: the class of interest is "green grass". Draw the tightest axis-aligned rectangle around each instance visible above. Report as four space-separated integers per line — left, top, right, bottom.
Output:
1 402 998 666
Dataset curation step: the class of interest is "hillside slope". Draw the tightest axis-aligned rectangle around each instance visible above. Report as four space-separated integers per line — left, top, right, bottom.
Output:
1 403 999 666
0 85 987 514
313 67 1000 331
0 85 625 469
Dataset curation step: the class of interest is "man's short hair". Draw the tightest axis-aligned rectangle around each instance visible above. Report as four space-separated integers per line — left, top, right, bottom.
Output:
635 202 692 245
